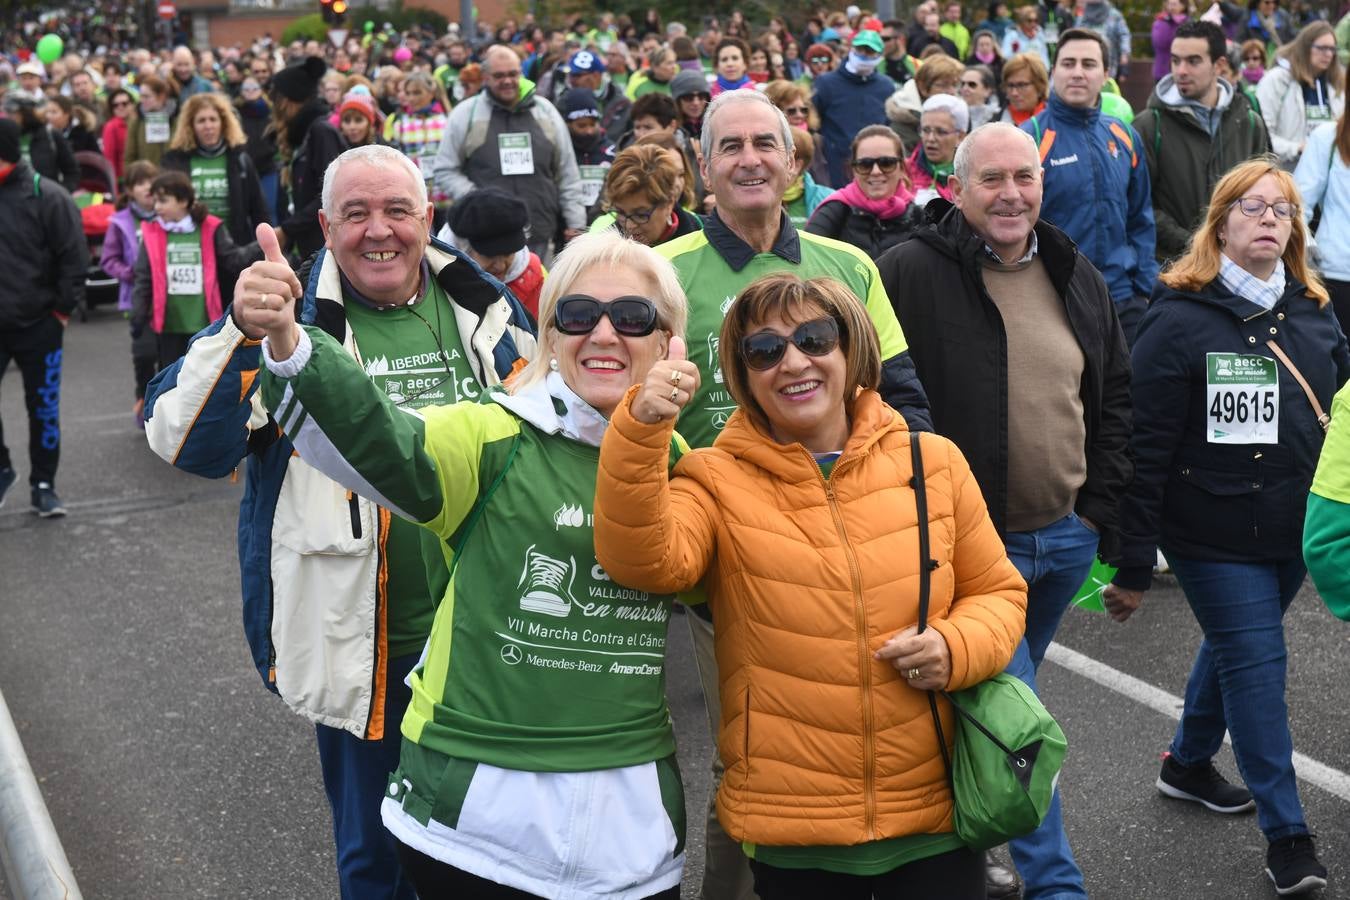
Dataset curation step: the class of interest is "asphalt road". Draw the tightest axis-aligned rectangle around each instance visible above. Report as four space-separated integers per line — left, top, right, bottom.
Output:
3 309 1350 899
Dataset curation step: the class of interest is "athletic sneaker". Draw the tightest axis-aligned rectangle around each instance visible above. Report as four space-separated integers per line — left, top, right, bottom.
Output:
0 466 15 509
1266 834 1327 896
31 482 66 518
1155 752 1255 813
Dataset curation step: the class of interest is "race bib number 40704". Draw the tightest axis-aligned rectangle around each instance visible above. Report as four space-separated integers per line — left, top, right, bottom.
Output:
1206 352 1279 444
498 133 534 175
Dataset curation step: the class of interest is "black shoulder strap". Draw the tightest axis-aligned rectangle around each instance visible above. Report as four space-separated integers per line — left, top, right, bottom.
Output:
911 433 955 782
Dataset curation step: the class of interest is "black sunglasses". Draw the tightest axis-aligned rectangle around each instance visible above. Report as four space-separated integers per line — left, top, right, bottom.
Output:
741 317 841 371
852 156 901 174
555 294 660 336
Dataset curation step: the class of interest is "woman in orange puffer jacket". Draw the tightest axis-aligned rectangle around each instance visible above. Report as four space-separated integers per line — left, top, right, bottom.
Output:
594 272 1027 899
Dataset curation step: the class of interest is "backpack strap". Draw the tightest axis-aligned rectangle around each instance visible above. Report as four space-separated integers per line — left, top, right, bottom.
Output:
911 433 956 785
1152 107 1162 158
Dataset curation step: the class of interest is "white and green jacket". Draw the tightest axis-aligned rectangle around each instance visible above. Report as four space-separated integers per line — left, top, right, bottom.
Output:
261 325 687 898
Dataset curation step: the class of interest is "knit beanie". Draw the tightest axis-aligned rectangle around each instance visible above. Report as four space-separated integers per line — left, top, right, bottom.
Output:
271 56 327 102
447 188 529 257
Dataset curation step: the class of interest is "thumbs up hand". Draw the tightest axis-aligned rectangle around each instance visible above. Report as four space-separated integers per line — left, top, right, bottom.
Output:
234 223 305 352
632 335 701 424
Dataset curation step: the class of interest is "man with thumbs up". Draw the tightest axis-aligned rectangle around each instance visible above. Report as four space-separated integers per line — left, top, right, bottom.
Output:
142 145 537 900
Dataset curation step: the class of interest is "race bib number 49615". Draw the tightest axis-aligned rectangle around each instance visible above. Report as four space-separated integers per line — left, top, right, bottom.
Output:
1206 352 1279 444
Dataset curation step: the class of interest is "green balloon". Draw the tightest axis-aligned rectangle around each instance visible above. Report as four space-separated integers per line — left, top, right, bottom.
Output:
36 33 64 65
364 20 374 33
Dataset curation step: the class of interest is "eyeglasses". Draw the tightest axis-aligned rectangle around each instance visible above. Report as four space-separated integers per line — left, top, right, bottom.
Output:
489 71 522 81
681 92 712 103
741 318 841 371
1311 43 1337 54
1231 197 1295 220
920 126 958 138
1005 80 1034 91
960 79 983 88
607 204 659 225
782 105 810 115
554 294 660 336
112 99 132 108
852 156 901 174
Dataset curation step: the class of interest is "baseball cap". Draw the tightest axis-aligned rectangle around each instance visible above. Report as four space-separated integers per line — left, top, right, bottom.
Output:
852 31 885 54
567 50 605 75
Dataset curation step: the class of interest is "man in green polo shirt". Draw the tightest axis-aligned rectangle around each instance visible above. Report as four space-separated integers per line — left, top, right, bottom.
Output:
656 87 932 900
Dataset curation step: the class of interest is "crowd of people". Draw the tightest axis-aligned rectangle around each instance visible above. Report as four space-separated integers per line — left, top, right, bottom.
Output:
4 1 1350 898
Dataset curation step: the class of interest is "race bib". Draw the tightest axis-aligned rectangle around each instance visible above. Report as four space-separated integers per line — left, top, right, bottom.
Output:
145 112 171 144
498 133 534 175
579 165 606 206
167 241 203 296
1206 352 1279 444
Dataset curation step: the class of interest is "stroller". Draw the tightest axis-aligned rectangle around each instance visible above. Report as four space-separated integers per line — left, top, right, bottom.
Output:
74 151 120 317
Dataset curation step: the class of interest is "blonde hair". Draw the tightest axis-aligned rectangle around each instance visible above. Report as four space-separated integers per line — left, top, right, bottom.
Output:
512 231 689 393
170 92 246 152
602 143 685 210
719 274 881 436
915 54 965 97
1277 21 1343 91
1001 52 1049 102
1162 157 1327 305
763 79 819 131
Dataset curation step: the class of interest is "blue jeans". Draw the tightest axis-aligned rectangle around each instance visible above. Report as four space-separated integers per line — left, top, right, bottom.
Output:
1166 554 1309 842
1003 512 1099 900
315 651 419 900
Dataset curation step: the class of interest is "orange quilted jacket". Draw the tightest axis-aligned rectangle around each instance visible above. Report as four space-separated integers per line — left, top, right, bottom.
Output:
595 387 1028 848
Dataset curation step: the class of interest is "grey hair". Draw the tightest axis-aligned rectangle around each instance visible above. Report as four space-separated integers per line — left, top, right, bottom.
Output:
321 144 428 215
700 89 795 165
952 121 1038 183
511 230 689 394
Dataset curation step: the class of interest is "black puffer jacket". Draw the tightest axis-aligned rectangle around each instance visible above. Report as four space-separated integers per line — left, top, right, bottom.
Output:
279 99 346 257
805 197 924 260
162 145 270 247
21 122 80 194
876 198 1133 552
0 162 89 329
1110 277 1350 588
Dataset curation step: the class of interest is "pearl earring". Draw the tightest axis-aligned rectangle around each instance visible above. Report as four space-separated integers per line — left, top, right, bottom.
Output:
549 358 559 371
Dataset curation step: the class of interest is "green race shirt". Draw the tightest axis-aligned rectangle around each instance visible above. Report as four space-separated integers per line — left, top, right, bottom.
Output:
190 153 231 230
345 278 476 658
163 230 209 334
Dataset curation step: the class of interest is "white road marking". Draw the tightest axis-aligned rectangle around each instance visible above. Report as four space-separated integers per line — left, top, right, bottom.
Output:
1047 641 1350 804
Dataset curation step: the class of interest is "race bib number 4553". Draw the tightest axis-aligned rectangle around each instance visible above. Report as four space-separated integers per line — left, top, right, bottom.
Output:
1206 352 1279 444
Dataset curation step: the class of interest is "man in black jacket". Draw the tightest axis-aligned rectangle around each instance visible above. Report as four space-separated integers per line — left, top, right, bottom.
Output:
0 119 89 517
877 121 1135 900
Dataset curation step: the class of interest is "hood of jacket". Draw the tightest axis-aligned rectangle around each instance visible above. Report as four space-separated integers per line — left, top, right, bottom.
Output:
885 78 923 124
1152 73 1234 116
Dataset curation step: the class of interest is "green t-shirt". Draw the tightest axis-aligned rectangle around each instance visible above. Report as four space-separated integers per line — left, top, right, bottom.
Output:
745 833 966 875
163 230 210 334
191 153 231 231
658 226 909 450
344 278 477 658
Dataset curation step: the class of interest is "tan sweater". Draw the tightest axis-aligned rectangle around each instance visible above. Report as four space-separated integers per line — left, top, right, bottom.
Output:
983 254 1087 532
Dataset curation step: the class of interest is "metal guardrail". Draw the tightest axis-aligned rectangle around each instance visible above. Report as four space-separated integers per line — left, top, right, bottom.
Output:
0 689 82 900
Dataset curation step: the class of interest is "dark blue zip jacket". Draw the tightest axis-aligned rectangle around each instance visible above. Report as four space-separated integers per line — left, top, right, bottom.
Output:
812 65 896 188
1111 275 1350 589
1024 92 1159 304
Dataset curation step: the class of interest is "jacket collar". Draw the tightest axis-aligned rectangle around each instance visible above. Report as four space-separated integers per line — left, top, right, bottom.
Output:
704 209 800 272
920 197 1080 296
1046 91 1099 126
1161 275 1306 321
713 389 906 481
491 371 610 447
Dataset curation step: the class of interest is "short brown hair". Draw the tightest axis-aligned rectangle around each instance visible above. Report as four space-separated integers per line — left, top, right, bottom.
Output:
633 132 697 208
719 274 881 436
602 143 685 209
1002 52 1049 102
763 80 818 131
1054 28 1110 69
915 54 965 96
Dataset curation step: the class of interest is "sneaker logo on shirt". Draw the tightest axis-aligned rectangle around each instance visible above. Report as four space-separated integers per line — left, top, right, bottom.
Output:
518 544 577 617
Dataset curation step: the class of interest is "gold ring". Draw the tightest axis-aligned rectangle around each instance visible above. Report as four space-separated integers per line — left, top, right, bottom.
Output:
907 667 921 680
669 386 680 403
670 370 682 386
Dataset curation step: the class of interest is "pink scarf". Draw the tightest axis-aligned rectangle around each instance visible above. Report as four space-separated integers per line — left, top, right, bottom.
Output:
824 179 916 220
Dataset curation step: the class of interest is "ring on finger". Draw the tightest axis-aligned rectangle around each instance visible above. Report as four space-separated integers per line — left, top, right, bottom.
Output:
669 369 682 386
260 292 272 311
907 667 921 680
668 386 679 403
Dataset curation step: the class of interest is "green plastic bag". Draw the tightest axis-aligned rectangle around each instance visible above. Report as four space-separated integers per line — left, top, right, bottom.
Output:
1071 558 1118 613
943 674 1068 850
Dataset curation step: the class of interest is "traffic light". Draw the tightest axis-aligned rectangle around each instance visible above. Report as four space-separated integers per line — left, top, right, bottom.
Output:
332 0 347 22
320 0 333 24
